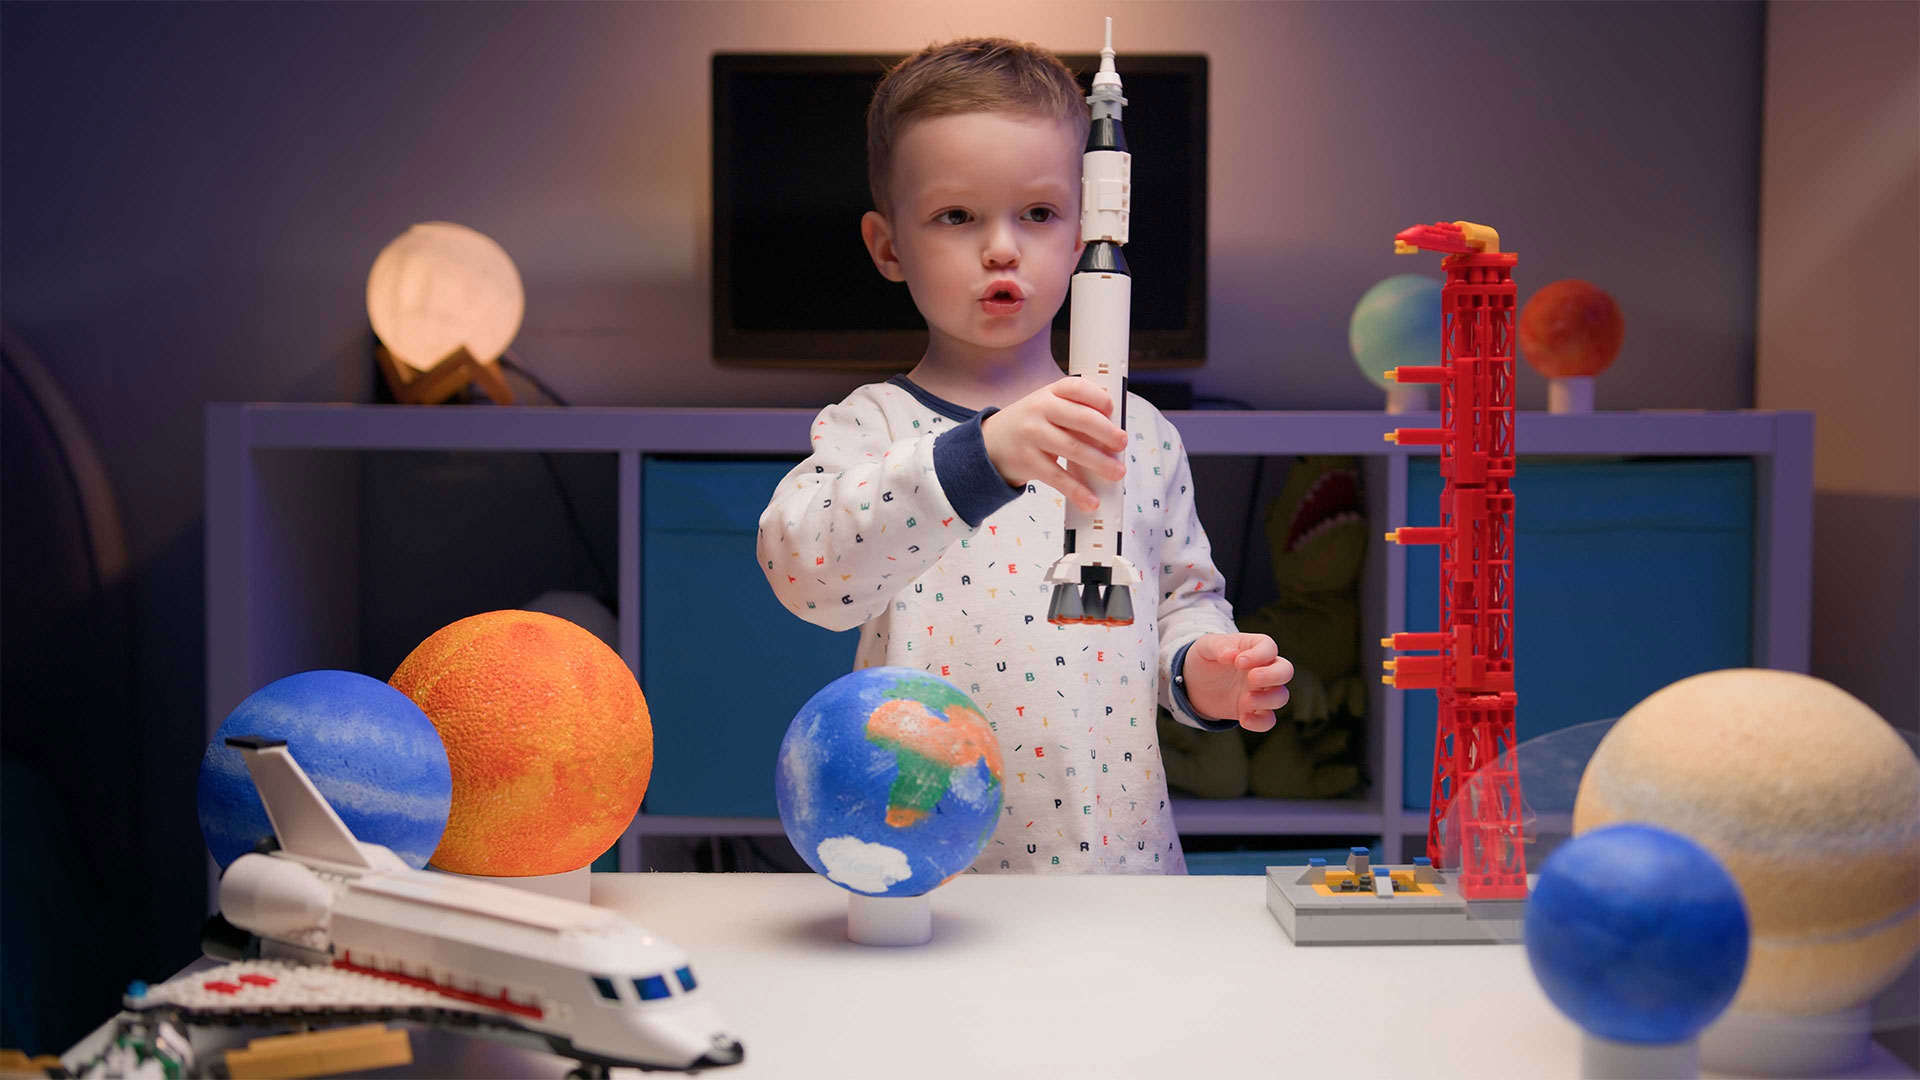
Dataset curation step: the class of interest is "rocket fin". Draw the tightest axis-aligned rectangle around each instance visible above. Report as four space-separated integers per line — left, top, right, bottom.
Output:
225 736 373 869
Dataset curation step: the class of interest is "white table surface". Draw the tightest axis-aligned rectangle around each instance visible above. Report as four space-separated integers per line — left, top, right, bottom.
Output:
74 872 1916 1079
586 871 1578 1079
582 873 1909 1080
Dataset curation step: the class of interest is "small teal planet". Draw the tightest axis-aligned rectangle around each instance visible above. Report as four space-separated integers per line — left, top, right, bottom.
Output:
198 670 452 869
775 667 1004 897
1525 823 1750 1044
1350 273 1443 390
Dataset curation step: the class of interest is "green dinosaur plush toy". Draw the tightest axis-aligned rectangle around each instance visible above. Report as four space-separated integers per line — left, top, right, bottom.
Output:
1159 455 1368 799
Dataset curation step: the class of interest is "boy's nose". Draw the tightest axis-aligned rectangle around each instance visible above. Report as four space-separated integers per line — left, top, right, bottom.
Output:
981 224 1019 267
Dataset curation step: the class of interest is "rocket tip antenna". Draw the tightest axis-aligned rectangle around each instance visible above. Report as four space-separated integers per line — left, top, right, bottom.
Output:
1104 16 1114 53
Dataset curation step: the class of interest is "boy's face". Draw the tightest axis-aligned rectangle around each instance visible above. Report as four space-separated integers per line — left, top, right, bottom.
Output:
861 111 1083 357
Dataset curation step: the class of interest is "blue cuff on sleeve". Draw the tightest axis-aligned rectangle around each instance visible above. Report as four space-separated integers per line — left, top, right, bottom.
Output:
933 407 1022 527
1171 639 1238 732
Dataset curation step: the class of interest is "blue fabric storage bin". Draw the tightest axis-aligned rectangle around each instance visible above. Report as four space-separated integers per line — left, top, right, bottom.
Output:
1402 458 1753 812
642 457 858 818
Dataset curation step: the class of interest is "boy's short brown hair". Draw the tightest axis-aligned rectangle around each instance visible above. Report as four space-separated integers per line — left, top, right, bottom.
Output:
866 37 1089 216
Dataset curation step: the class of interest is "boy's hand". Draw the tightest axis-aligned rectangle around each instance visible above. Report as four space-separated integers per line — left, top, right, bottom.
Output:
1181 633 1294 732
981 377 1128 512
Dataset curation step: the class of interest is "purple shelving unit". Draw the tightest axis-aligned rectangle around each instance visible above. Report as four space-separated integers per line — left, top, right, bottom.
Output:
206 404 1811 873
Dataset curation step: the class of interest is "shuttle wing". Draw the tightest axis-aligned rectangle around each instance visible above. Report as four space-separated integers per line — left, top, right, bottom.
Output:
226 736 374 869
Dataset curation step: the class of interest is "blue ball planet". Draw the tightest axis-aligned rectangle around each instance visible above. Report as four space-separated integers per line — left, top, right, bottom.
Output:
775 667 1004 898
1525 823 1750 1044
198 670 452 870
1350 273 1443 391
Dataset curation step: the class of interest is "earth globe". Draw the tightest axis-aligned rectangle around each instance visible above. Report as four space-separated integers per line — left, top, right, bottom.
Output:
775 666 1004 945
1350 274 1442 413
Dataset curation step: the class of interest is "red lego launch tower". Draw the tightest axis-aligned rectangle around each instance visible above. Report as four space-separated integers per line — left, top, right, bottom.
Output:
1379 221 1527 902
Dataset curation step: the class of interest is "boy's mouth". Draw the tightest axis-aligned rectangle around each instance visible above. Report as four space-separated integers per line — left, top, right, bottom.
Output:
980 281 1025 315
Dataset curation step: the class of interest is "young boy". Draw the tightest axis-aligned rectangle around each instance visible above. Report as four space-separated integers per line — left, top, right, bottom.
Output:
757 37 1292 874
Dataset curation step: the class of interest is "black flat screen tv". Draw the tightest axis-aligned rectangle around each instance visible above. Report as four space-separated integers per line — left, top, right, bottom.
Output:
712 52 1208 370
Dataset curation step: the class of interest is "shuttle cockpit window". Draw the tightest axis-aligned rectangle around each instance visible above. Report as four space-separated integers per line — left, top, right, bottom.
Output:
591 976 620 1002
634 974 672 1001
675 965 697 992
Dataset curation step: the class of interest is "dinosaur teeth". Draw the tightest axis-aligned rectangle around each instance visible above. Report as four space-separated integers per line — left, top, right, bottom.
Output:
1287 510 1364 552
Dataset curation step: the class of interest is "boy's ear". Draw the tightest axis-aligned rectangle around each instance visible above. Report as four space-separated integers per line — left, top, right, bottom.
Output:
861 210 907 283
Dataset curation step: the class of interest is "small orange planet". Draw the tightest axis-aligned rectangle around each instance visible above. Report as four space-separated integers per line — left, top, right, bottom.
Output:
1519 280 1625 378
390 610 652 876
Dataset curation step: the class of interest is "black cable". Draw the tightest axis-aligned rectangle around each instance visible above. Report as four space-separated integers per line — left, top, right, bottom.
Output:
493 351 616 608
1233 455 1268 612
538 453 616 607
499 351 570 407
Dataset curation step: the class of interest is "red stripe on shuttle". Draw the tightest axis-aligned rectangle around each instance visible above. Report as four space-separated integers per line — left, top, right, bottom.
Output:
333 952 544 1020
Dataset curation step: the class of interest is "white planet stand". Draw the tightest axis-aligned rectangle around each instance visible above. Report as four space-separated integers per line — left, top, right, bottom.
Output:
1581 1035 1697 1079
435 864 591 904
1385 383 1430 414
1549 375 1595 414
1698 1004 1873 1077
847 892 932 946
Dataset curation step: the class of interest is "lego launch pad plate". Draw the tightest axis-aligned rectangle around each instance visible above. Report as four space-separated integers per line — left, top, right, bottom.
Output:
1266 864 1526 946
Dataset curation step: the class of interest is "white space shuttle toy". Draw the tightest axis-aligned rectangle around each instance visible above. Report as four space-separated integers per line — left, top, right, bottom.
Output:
120 737 743 1076
1046 17 1144 627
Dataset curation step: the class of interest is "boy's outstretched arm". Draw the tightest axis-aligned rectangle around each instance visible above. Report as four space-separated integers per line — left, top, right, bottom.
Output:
757 389 1020 633
1152 430 1291 732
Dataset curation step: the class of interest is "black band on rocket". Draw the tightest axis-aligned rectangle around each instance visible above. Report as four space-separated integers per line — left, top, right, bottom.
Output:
1075 242 1130 276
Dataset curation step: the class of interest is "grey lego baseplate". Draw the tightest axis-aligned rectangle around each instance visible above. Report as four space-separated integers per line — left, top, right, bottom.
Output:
1266 861 1526 946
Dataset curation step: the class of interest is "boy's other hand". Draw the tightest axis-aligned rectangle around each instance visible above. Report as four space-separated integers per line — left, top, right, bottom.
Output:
1182 633 1294 732
981 377 1128 512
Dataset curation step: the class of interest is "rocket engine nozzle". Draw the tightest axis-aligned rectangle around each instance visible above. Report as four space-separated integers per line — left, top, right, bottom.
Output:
1046 580 1134 627
1043 554 1142 626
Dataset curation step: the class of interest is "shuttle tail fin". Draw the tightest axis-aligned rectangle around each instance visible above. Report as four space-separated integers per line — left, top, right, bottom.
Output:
226 736 373 869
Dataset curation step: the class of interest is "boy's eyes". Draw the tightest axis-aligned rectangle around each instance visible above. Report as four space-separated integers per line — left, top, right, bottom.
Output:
930 207 1064 226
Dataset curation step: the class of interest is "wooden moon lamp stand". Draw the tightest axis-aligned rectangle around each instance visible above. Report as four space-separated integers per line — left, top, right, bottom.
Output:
376 343 515 405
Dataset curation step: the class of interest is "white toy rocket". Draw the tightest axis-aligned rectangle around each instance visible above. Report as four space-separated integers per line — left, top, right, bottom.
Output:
1046 17 1144 627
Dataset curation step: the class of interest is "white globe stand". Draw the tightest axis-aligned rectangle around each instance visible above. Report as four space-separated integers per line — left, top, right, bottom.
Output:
1384 383 1430 414
1580 1035 1697 1079
435 863 591 904
847 892 932 946
1549 375 1595 414
1698 1004 1873 1077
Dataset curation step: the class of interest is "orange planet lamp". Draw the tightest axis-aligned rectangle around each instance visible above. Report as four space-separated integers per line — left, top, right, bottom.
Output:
1518 280 1624 413
390 610 652 899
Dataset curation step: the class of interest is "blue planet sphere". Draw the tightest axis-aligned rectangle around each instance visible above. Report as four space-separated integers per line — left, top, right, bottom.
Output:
1525 823 1750 1044
775 667 1004 898
198 670 452 870
1350 273 1443 391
